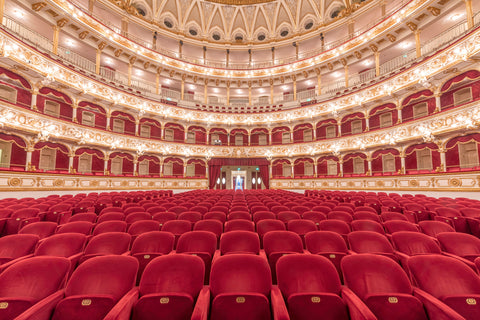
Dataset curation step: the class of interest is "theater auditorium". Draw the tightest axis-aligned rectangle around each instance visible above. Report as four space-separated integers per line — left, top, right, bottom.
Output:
0 0 479 319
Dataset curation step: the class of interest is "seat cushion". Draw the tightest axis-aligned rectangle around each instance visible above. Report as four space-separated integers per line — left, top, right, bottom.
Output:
442 294 480 320
52 294 116 320
133 293 194 320
211 293 270 320
0 297 36 320
365 293 428 320
287 293 348 320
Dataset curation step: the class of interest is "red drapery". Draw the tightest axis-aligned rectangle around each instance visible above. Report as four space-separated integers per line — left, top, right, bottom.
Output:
207 158 270 189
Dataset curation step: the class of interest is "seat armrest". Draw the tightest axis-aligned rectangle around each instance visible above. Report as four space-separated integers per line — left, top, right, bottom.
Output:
271 285 290 320
104 287 139 320
211 250 221 265
341 286 376 320
412 287 465 320
191 286 210 320
15 289 65 320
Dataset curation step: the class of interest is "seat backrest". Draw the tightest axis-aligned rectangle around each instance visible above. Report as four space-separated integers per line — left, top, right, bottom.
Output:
277 254 342 298
176 231 217 256
97 212 125 224
224 220 255 232
305 231 348 254
459 208 480 218
35 233 87 257
19 221 58 239
127 220 160 236
193 219 223 237
12 208 41 218
227 211 251 221
383 220 419 233
408 255 480 297
0 256 70 299
68 212 97 223
342 254 413 300
84 232 131 255
435 207 461 217
263 231 303 256
139 254 204 297
65 255 138 301
210 254 271 297
328 211 353 223
220 231 260 255
287 219 317 235
418 221 455 237
318 220 351 235
392 231 442 255
353 212 381 222
178 211 203 223
437 232 480 256
130 231 175 255
56 221 93 235
169 206 189 215
348 231 394 254
0 234 39 258
381 212 408 222
92 221 127 236
351 220 385 234
161 220 192 235
277 211 302 223
256 219 286 237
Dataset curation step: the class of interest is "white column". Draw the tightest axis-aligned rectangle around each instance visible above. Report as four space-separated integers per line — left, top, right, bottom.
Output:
367 157 372 176
106 114 111 130
400 155 406 174
135 120 140 136
104 156 109 175
440 150 447 172
339 159 344 177
68 154 74 173
133 159 138 176
26 149 33 171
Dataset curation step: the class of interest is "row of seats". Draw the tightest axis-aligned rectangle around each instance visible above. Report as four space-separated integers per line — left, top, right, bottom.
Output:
3 251 480 320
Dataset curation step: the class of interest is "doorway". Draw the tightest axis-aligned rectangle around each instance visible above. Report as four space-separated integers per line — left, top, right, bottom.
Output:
231 170 246 190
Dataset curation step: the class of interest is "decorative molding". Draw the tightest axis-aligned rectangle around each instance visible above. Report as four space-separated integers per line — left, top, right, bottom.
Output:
271 171 480 192
0 172 207 191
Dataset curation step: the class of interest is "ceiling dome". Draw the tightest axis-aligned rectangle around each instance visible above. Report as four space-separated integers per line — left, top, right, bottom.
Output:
114 0 367 46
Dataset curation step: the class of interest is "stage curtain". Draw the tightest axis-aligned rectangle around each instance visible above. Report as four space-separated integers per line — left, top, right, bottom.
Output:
441 70 480 91
445 134 480 170
78 101 107 129
209 164 221 189
74 148 104 174
0 133 26 169
317 156 338 176
140 118 162 139
111 111 136 135
316 119 337 139
258 164 269 189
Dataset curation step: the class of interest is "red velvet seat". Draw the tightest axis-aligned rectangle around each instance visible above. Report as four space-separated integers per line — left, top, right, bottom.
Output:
311 205 332 214
328 211 354 223
224 219 255 232
287 219 317 245
263 231 304 282
0 234 39 266
125 212 152 225
178 211 203 224
437 232 480 262
204 211 227 223
161 220 192 247
353 212 381 222
277 211 301 224
45 204 72 224
271 205 290 214
67 212 97 223
433 207 468 233
178 231 216 277
403 203 431 223
4 208 42 235
380 212 408 222
18 221 57 239
0 256 70 320
291 205 310 214
130 231 175 282
132 254 206 320
308 232 349 275
56 221 93 235
318 220 351 239
348 231 397 261
92 220 127 236
277 254 357 320
208 254 289 320
418 220 455 237
408 255 480 320
383 220 420 234
194 219 223 238
253 211 276 223
227 211 251 220
220 230 260 255
169 206 189 215
351 220 385 235
96 212 125 223
128 220 160 239
190 205 209 214
79 232 131 264
342 254 442 320
49 255 138 320
152 212 177 226
256 219 286 242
